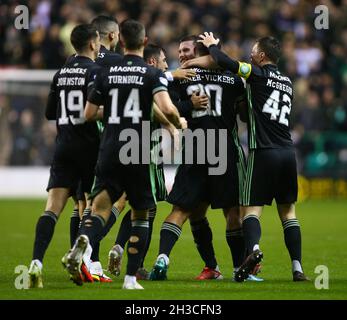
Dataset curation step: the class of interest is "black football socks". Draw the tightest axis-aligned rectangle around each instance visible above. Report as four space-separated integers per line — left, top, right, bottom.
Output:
282 218 303 272
126 219 149 276
33 211 58 262
139 206 157 268
242 214 261 253
91 206 120 262
115 209 132 249
190 217 217 269
158 222 182 257
79 214 105 249
70 208 80 248
226 228 245 269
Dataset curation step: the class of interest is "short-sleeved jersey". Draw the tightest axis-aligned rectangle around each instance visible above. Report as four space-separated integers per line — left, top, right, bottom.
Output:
95 45 123 68
176 67 245 132
88 54 168 161
237 62 294 149
94 45 123 133
46 55 100 149
175 67 245 164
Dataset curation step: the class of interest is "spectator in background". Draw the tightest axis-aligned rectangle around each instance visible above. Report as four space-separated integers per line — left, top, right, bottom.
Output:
0 0 346 173
9 109 35 165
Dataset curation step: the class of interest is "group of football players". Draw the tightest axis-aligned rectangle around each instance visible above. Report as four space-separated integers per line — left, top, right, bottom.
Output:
27 15 309 290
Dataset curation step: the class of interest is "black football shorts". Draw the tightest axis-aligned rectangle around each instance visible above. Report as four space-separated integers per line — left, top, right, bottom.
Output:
167 149 243 210
242 147 298 206
90 153 156 210
47 145 98 196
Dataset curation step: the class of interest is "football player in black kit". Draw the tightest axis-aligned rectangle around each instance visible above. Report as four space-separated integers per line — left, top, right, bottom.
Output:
28 24 101 288
196 32 309 282
63 19 182 290
65 16 125 283
150 41 248 282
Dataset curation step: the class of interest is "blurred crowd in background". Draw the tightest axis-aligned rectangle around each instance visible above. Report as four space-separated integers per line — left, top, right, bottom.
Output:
0 0 346 177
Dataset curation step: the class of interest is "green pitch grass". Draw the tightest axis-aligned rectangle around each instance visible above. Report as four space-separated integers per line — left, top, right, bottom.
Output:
0 199 346 300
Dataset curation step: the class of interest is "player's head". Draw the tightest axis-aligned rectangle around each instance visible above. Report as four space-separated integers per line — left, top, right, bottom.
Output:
119 19 147 51
70 24 100 59
91 15 119 51
251 36 281 66
178 35 198 65
144 44 168 71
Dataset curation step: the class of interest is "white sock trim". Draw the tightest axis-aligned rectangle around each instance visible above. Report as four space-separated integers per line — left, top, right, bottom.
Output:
32 259 43 270
157 253 169 265
124 275 137 284
292 260 303 273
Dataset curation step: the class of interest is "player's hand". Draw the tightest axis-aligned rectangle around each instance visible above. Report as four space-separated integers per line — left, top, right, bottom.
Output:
163 122 181 150
179 117 188 129
171 68 196 80
198 32 220 48
191 91 208 109
181 59 196 69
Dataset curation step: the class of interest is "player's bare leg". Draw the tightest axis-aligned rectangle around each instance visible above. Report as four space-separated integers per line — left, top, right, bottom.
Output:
277 203 309 281
29 188 70 288
150 206 190 280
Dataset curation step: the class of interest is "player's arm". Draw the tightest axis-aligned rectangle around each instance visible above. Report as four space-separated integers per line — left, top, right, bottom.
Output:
85 68 104 121
235 96 248 123
152 69 181 128
198 32 256 80
166 69 196 81
169 87 193 117
181 55 218 70
154 91 182 129
84 102 103 121
153 103 171 126
45 73 58 120
153 103 186 141
169 85 208 118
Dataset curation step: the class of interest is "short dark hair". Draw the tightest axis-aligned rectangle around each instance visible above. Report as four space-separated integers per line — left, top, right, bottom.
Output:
70 24 98 53
144 44 165 62
91 15 118 37
179 35 198 44
256 36 281 64
120 19 145 50
196 41 221 57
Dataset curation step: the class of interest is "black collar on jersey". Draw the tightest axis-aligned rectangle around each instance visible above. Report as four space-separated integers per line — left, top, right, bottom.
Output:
263 63 278 70
123 54 144 62
100 45 111 53
72 55 94 63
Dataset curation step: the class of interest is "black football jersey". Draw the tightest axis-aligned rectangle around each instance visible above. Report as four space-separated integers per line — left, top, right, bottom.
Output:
45 55 100 149
175 67 245 163
236 62 294 149
95 45 123 67
88 54 169 161
176 67 245 132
